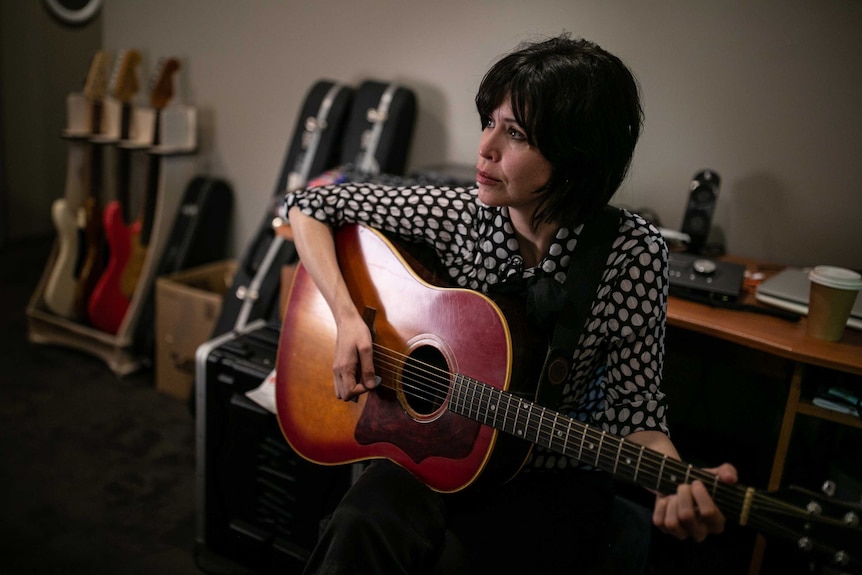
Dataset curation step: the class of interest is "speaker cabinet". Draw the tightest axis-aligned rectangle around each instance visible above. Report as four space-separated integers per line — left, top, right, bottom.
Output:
196 321 351 574
680 169 720 254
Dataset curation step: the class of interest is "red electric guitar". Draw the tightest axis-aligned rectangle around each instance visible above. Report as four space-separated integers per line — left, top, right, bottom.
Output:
276 224 862 572
43 51 110 319
87 49 142 334
119 57 181 302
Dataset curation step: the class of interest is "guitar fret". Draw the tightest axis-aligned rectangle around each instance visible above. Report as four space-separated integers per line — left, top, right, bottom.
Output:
450 376 462 414
473 385 485 421
470 380 479 420
487 385 499 428
514 398 524 438
562 418 572 456
550 412 563 452
578 426 587 461
633 444 644 483
536 407 552 446
462 379 472 419
482 384 493 425
490 386 500 427
612 438 623 476
656 454 667 491
596 431 606 467
500 393 511 434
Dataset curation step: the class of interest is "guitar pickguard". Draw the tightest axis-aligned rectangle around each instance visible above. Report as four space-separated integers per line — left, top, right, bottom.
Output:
355 376 480 464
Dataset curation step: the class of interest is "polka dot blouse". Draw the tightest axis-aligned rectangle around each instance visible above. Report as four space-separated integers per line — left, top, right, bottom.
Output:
285 181 670 471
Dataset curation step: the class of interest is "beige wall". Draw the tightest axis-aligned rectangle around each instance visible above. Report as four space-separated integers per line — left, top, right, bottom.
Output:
7 1 861 270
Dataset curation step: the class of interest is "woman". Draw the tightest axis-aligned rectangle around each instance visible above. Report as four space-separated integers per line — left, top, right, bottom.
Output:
285 34 737 574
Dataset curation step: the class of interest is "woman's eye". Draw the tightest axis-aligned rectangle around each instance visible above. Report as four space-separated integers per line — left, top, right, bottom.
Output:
481 115 494 129
508 127 526 140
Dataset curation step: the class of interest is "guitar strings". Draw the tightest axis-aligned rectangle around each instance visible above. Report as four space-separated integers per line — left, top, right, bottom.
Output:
367 343 846 537
369 342 741 497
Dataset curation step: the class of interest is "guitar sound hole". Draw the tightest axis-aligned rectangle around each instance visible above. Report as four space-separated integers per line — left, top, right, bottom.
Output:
401 346 449 416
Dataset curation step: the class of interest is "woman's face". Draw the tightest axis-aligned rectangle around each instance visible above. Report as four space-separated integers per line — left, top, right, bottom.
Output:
475 98 552 216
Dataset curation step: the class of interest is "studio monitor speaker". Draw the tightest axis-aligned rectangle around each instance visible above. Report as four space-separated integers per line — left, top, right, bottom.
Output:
681 169 720 254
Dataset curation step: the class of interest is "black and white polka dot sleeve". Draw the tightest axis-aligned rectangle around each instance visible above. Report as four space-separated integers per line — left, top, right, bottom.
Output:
286 182 479 269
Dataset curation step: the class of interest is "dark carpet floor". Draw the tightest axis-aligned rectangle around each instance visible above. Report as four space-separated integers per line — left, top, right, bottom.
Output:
0 236 251 575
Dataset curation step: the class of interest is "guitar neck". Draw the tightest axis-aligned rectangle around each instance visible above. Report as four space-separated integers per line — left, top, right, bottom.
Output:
139 109 162 246
449 375 754 525
88 99 105 205
116 103 134 222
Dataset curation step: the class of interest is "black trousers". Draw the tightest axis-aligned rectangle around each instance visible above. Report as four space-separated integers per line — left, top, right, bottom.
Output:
303 460 614 574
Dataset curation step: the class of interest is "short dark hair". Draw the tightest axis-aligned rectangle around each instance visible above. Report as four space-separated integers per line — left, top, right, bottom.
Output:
476 34 643 229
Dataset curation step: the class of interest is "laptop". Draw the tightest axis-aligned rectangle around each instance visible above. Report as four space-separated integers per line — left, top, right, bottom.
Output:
755 267 862 331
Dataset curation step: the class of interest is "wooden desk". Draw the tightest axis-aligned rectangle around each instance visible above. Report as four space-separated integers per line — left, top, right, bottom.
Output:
667 264 862 574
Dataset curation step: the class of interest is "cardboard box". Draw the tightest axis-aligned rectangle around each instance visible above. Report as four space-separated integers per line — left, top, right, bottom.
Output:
155 260 237 400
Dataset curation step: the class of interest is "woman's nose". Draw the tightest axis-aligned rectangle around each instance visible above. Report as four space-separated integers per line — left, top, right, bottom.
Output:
478 129 500 161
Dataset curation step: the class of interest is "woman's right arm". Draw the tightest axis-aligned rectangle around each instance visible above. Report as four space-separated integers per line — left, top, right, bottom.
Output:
287 206 379 400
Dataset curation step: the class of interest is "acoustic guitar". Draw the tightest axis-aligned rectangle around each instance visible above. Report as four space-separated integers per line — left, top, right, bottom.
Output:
87 49 142 334
43 51 110 319
276 223 862 572
119 57 181 302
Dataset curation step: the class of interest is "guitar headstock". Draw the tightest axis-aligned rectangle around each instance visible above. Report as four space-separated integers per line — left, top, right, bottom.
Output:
83 50 110 102
110 49 142 104
149 57 181 110
754 485 862 572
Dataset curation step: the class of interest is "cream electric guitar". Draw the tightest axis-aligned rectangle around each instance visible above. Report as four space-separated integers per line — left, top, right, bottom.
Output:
43 51 110 319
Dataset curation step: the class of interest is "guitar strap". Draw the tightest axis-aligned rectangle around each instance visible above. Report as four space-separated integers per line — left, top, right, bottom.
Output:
536 204 622 409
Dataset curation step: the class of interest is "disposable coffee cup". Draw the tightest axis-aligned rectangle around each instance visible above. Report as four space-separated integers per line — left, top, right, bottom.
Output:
806 266 862 341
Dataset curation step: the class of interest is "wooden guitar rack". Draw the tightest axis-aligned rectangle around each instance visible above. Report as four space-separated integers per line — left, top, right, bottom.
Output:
27 91 199 376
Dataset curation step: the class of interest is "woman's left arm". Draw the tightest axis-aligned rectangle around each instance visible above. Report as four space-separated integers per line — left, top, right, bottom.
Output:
626 430 738 542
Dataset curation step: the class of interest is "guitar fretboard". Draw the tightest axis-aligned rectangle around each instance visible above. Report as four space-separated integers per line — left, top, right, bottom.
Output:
449 374 752 523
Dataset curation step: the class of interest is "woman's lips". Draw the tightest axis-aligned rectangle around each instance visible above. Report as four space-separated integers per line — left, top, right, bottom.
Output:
476 170 500 185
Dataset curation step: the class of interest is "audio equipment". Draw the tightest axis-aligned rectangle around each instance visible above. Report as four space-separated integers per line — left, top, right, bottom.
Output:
196 320 351 574
668 252 744 302
680 169 720 254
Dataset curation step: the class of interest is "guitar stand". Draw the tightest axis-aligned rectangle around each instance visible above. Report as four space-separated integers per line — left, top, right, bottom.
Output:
26 91 199 376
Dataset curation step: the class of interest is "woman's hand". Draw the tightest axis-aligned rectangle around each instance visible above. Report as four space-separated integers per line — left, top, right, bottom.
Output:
332 311 378 401
652 463 738 541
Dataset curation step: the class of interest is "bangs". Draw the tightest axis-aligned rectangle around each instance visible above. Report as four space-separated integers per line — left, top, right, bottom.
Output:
475 57 540 145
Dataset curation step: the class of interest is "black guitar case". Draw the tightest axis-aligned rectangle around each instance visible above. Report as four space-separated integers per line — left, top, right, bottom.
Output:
212 80 354 337
133 175 233 359
339 79 417 176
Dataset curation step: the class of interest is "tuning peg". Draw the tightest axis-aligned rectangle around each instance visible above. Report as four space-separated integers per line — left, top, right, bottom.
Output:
844 511 859 527
806 500 823 515
821 479 838 497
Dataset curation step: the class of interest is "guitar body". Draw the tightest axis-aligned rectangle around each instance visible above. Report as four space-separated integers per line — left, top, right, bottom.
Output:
120 228 147 300
74 195 105 321
43 198 81 319
88 201 138 334
276 224 545 493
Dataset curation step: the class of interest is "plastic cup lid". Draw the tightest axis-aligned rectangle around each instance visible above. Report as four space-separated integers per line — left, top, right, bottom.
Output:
809 266 862 290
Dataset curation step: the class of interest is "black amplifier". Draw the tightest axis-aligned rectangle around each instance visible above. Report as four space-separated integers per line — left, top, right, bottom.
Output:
195 319 351 574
